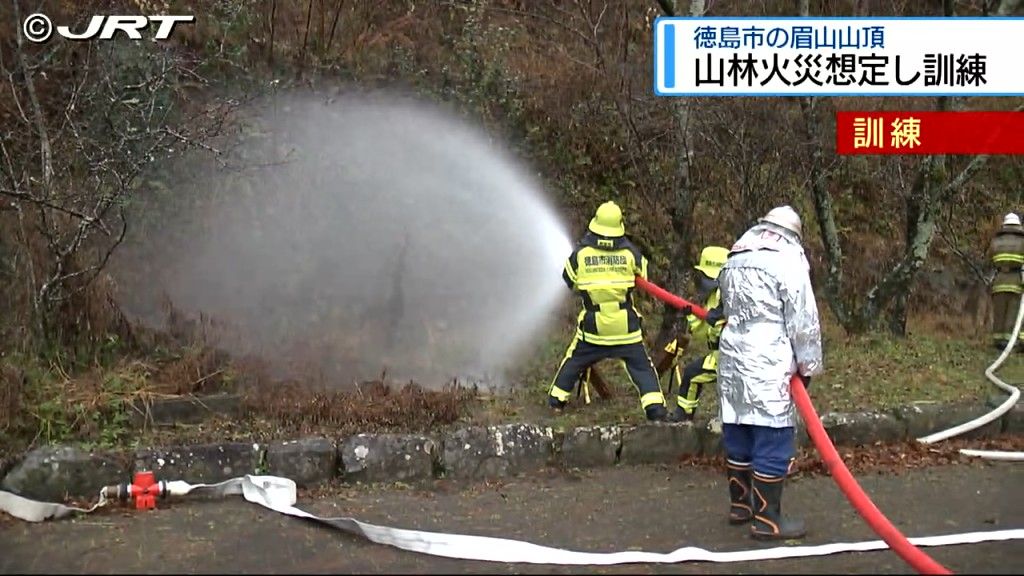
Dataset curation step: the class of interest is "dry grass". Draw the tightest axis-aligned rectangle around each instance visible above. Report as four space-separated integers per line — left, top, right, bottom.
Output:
3 292 1016 456
496 306 1021 430
0 362 25 432
149 345 234 396
676 436 1024 477
241 378 476 437
0 338 240 453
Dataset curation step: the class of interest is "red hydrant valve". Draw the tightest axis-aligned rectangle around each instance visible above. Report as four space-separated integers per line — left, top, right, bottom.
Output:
129 470 161 511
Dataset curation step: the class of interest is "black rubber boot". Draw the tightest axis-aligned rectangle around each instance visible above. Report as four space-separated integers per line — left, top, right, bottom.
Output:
548 395 567 411
750 472 806 540
670 405 695 422
726 461 753 524
645 404 668 422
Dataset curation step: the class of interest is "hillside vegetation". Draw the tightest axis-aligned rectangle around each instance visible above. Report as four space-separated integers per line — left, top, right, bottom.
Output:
0 0 1022 454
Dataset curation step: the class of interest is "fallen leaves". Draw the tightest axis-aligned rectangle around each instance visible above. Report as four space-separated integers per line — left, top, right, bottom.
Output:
678 435 1024 477
792 436 1024 477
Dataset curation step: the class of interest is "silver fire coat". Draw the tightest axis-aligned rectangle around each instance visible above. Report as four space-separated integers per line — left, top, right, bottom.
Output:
716 223 823 428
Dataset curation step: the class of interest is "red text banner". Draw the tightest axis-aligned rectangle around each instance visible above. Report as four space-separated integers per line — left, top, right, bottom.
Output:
836 111 1024 155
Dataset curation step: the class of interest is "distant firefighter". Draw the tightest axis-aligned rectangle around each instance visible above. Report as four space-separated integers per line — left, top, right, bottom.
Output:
988 212 1024 350
548 201 669 421
716 206 823 541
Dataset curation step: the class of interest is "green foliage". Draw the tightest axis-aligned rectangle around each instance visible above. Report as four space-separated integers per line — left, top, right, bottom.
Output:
486 312 1007 427
12 356 146 449
205 0 257 62
437 0 526 138
818 330 998 411
2 0 1022 452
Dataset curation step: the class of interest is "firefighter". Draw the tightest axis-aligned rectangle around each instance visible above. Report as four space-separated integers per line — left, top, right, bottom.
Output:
548 201 671 421
988 212 1024 351
716 206 823 541
670 246 730 422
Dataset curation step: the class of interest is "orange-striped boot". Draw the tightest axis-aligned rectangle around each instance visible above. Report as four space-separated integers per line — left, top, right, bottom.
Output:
750 471 806 540
726 460 753 524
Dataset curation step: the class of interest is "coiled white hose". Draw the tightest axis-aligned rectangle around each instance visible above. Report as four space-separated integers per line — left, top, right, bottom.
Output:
916 279 1023 461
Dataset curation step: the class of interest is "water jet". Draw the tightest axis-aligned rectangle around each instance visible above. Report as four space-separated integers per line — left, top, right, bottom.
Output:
114 91 573 391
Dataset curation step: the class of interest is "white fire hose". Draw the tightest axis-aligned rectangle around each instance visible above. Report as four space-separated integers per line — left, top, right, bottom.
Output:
916 278 1024 461
1 474 1022 565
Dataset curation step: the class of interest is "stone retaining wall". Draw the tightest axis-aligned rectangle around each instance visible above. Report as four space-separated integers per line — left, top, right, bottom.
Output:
3 400 1021 502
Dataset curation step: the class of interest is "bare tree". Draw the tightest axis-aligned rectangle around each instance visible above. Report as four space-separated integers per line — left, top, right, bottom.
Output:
0 2 235 345
797 0 850 327
699 98 795 238
653 0 704 351
869 0 1021 335
802 0 1021 335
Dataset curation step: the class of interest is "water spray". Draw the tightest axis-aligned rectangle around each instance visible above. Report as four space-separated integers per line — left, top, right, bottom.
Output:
115 92 573 389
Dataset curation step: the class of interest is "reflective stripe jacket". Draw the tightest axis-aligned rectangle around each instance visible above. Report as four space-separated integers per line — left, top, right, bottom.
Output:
989 224 1024 294
563 232 648 346
687 289 724 351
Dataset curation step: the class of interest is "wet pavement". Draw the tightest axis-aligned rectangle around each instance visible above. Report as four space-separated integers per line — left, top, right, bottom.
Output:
1 461 1021 574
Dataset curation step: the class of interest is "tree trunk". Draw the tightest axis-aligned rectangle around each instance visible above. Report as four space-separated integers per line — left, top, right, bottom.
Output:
800 97 850 328
11 0 53 340
798 0 997 336
798 0 850 328
654 0 704 352
996 0 1021 15
268 0 278 65
325 0 345 55
859 156 944 331
881 0 963 336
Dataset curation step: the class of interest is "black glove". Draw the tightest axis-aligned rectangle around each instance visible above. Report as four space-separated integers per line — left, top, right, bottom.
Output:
705 306 725 326
800 375 811 390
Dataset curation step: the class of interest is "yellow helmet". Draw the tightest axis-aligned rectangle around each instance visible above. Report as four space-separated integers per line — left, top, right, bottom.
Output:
588 201 625 238
694 246 729 279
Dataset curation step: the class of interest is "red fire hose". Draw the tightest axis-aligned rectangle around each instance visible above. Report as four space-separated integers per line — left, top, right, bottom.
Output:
635 276 953 575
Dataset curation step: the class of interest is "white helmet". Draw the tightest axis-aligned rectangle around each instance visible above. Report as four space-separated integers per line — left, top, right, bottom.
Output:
759 205 803 240
1004 212 1021 227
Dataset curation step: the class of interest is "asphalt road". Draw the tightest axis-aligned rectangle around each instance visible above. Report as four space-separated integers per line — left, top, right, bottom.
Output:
1 462 1022 574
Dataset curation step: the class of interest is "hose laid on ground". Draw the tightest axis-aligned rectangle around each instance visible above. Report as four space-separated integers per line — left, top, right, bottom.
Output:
0 488 108 522
2 475 1022 566
791 377 951 575
0 283 1016 570
956 449 1021 461
916 285 1023 461
635 276 952 575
